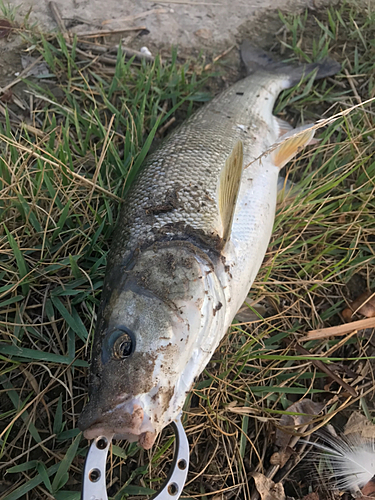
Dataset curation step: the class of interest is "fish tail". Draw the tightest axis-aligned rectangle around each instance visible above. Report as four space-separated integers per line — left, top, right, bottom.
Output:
240 40 341 87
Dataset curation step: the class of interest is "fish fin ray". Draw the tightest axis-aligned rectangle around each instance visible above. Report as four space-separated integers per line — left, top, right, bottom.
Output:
274 117 294 138
271 124 315 169
219 140 243 243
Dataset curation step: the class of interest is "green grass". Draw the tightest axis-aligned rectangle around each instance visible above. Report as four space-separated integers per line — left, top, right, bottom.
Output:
1 2 375 499
0 0 20 22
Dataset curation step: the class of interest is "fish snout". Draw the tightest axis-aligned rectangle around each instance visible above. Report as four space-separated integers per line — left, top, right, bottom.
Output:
78 399 156 448
139 430 157 449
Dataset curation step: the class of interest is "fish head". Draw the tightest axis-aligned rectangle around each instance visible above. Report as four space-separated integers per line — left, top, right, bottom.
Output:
78 242 226 448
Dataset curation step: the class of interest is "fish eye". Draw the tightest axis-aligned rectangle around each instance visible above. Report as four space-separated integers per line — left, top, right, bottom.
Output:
101 327 135 364
113 333 132 359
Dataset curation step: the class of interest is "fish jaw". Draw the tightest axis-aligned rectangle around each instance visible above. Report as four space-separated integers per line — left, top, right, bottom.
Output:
79 243 226 448
79 398 157 449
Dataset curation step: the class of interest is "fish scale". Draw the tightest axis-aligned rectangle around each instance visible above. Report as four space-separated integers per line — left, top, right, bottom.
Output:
110 75 280 264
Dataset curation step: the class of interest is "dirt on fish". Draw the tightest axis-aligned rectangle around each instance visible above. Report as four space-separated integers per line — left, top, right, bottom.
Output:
144 188 181 216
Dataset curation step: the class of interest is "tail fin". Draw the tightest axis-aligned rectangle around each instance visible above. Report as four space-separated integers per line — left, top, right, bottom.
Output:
240 40 341 87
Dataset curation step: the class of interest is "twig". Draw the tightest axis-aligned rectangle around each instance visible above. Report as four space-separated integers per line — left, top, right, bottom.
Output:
302 317 375 341
77 41 111 54
295 343 357 397
70 43 153 65
105 44 154 62
48 1 68 33
62 15 100 28
204 44 236 71
0 55 44 95
300 317 375 341
157 117 176 136
77 26 148 38
77 41 154 62
73 45 117 65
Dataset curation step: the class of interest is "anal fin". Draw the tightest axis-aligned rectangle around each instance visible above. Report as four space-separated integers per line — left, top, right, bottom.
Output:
274 117 294 138
271 123 316 169
219 140 243 243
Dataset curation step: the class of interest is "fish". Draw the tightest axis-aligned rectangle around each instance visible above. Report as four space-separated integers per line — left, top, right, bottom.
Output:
78 43 340 449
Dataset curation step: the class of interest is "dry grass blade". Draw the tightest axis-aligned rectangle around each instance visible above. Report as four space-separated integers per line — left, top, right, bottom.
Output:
301 317 375 341
0 55 45 95
295 344 357 396
76 26 148 38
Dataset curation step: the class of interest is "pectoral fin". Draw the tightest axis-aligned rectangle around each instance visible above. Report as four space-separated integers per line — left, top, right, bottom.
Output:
219 140 243 243
271 124 316 169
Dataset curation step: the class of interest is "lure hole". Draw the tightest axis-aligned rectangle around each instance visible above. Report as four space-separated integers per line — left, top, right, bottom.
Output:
89 468 101 482
177 459 187 470
96 437 108 450
168 483 178 496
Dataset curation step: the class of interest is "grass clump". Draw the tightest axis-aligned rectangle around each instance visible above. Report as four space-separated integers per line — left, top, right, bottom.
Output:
0 2 375 499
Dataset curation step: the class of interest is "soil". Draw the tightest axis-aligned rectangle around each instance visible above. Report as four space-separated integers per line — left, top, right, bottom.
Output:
9 0 332 48
0 0 339 92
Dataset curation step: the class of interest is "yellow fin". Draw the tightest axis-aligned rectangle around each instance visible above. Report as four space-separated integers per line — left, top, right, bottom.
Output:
219 140 243 243
271 124 315 169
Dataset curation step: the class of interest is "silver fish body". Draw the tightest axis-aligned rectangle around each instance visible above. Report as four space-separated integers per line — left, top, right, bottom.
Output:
78 46 340 448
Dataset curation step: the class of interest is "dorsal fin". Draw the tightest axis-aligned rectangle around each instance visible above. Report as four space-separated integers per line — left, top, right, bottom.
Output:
271 123 316 169
219 140 243 243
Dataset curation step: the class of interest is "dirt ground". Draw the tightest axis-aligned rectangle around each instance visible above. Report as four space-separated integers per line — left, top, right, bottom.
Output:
0 0 339 91
9 0 331 48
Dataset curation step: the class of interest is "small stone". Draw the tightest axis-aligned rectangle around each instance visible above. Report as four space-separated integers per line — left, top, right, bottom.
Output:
194 28 212 40
140 46 152 57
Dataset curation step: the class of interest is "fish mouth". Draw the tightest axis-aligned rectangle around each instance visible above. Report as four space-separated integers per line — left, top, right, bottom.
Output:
78 399 157 449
